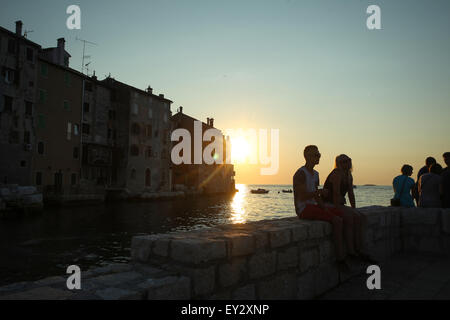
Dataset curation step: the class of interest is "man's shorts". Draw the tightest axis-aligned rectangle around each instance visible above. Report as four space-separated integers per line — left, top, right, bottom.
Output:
297 204 344 223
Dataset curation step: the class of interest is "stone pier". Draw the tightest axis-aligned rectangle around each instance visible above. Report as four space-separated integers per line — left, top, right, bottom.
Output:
1 206 449 299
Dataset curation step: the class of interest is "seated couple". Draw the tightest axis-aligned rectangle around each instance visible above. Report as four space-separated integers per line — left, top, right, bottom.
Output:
293 145 374 268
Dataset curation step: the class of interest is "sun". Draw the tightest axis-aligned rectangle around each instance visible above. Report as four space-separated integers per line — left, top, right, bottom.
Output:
230 136 251 164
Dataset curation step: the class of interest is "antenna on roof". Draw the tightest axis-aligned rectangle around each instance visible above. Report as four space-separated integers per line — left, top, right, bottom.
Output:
23 30 34 38
76 37 98 74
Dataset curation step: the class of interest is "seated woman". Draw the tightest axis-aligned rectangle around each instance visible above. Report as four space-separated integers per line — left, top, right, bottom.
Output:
419 163 443 208
322 154 367 259
392 164 415 208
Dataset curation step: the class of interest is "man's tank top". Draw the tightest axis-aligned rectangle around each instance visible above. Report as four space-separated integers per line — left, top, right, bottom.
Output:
293 166 319 214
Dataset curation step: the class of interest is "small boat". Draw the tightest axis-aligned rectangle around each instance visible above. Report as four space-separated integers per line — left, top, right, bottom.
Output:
250 188 269 194
282 189 293 193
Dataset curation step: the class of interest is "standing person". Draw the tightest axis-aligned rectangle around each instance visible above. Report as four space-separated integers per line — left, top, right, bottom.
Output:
418 163 443 208
442 152 450 208
322 154 367 259
292 146 347 265
392 165 416 208
413 157 437 205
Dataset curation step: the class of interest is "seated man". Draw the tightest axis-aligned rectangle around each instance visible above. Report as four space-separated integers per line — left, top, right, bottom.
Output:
293 145 346 263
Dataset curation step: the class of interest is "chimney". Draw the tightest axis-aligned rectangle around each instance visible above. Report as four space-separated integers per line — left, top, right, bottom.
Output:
207 118 210 126
210 118 214 127
15 20 23 36
57 38 65 50
159 94 164 98
146 86 153 94
179 106 183 113
91 71 97 81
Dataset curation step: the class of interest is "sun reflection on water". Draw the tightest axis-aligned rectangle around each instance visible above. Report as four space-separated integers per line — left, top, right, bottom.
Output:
230 184 247 223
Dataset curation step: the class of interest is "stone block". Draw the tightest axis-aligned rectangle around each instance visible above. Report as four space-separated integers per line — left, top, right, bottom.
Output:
131 235 157 262
297 272 315 300
308 221 324 239
0 286 74 300
257 273 297 299
91 271 142 287
292 224 309 241
299 248 319 273
229 233 255 257
277 246 298 271
314 263 339 296
141 276 191 300
401 208 439 225
319 240 335 263
180 266 215 297
171 238 226 264
153 238 171 257
254 231 269 252
232 284 256 300
268 228 291 248
218 258 247 287
248 252 277 279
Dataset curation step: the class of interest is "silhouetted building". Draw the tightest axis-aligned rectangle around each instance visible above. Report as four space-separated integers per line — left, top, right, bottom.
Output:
171 107 235 194
0 21 41 185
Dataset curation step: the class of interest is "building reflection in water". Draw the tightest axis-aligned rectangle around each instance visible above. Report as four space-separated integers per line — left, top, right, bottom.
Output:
230 184 247 223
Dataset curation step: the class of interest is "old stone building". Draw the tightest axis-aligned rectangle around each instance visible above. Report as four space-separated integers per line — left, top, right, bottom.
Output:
101 78 173 195
171 108 235 194
0 21 41 185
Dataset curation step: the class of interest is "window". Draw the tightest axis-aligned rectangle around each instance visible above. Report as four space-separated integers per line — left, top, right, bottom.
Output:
63 100 70 111
83 102 89 112
37 114 45 129
131 123 140 135
146 147 152 158
64 72 71 86
24 131 30 144
25 101 33 116
9 131 19 144
67 122 72 140
107 129 112 139
28 81 34 87
40 63 48 77
37 142 44 155
146 125 152 137
73 147 79 159
132 103 138 115
39 90 46 104
74 124 79 136
154 129 158 138
145 169 151 187
2 67 16 84
20 160 26 167
148 108 153 119
130 145 139 156
3 95 13 112
26 48 34 62
36 172 42 186
82 123 90 135
71 173 77 185
8 39 16 54
130 169 137 180
108 110 116 120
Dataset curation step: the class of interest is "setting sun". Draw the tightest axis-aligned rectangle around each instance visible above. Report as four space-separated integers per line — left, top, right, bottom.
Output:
230 136 251 164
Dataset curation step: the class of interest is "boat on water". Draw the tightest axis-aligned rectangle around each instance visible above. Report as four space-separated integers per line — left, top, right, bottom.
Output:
282 189 293 193
250 188 269 194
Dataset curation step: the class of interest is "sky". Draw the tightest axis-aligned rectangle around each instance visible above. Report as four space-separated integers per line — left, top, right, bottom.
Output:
1 0 449 185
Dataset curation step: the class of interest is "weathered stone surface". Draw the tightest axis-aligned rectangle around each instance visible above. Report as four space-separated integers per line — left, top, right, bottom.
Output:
131 235 156 262
0 286 73 300
153 238 171 257
292 224 309 241
314 263 339 295
257 273 297 299
319 240 335 263
442 210 450 234
96 287 143 300
91 271 142 287
218 258 247 287
268 228 291 248
229 233 255 257
308 221 325 239
141 276 190 300
181 266 215 297
33 276 65 287
248 252 277 279
299 248 319 273
254 231 269 251
171 238 226 264
402 208 439 225
297 272 315 299
232 284 256 300
277 246 298 271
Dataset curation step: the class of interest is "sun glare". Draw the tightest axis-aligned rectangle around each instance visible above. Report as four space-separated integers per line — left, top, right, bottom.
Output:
230 136 251 164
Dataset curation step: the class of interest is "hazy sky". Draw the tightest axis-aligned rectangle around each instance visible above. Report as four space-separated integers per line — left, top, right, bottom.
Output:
2 0 449 185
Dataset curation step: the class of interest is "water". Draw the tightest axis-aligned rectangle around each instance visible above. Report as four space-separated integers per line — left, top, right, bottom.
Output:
0 184 393 286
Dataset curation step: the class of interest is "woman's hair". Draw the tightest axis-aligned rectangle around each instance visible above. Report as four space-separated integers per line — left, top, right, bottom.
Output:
429 163 442 175
334 154 352 172
401 164 413 175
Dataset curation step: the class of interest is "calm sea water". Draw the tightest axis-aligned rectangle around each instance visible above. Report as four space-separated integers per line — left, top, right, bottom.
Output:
0 184 393 286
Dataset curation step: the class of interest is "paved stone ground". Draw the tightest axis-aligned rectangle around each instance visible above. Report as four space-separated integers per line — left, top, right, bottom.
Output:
319 253 450 300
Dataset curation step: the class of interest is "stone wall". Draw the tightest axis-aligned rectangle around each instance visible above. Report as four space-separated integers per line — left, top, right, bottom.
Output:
130 206 450 299
1 206 449 300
